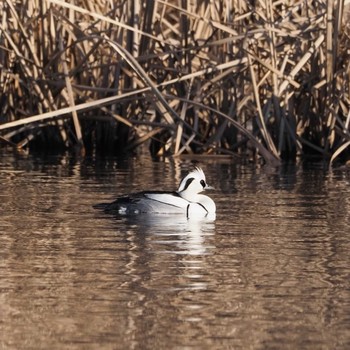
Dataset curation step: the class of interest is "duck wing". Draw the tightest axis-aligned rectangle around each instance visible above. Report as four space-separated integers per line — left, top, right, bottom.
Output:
97 191 188 214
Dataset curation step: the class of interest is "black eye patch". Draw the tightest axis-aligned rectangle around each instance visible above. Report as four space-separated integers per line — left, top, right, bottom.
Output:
183 177 195 191
200 180 206 188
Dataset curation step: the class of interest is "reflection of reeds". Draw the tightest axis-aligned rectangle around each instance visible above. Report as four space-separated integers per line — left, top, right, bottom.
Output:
0 0 350 164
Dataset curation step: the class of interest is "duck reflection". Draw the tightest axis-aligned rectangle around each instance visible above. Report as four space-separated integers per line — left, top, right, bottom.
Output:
116 213 216 257
115 213 217 307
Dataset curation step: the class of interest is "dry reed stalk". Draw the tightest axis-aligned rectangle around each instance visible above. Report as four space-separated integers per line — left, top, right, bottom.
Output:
59 36 84 152
248 53 279 159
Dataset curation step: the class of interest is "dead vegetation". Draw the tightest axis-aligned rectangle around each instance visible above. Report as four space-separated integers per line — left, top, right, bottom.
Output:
1 0 350 165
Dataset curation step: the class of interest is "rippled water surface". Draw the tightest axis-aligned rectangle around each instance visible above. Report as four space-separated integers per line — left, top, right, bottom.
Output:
1 151 350 349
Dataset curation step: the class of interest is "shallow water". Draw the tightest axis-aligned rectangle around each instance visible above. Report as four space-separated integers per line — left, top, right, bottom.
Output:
0 151 350 349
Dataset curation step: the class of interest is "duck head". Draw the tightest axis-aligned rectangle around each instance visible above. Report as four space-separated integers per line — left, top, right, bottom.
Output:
177 167 213 198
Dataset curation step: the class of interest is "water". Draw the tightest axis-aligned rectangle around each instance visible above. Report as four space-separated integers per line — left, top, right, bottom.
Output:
0 151 350 349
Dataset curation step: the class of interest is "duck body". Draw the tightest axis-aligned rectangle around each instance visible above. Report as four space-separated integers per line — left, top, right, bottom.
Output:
95 167 216 218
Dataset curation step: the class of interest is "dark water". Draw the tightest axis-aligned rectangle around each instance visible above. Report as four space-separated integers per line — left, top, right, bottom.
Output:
0 151 350 349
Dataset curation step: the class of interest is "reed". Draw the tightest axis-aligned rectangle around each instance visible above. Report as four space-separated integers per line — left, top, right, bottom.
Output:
1 0 350 165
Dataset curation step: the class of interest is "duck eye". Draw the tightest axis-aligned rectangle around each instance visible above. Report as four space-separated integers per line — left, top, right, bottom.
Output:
200 180 206 188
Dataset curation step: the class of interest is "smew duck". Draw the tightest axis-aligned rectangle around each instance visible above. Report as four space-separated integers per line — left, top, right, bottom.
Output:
95 167 216 218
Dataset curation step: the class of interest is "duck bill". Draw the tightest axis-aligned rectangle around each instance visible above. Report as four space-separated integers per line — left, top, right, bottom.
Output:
205 185 215 190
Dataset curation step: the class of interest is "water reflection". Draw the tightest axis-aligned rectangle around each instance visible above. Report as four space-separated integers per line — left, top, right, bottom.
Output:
111 213 217 296
115 214 215 255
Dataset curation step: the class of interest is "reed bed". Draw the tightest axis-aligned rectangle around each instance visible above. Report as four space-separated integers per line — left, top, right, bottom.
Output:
1 0 350 165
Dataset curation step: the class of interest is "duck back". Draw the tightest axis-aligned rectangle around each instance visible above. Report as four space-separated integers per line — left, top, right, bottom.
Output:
98 191 189 215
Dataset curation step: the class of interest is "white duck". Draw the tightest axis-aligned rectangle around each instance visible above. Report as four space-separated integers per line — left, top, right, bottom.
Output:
95 167 216 218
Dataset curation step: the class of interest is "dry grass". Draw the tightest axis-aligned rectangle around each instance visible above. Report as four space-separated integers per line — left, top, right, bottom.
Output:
1 0 350 165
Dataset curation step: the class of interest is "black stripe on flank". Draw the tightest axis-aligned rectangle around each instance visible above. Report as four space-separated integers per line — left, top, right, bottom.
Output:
186 202 209 217
197 202 208 214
